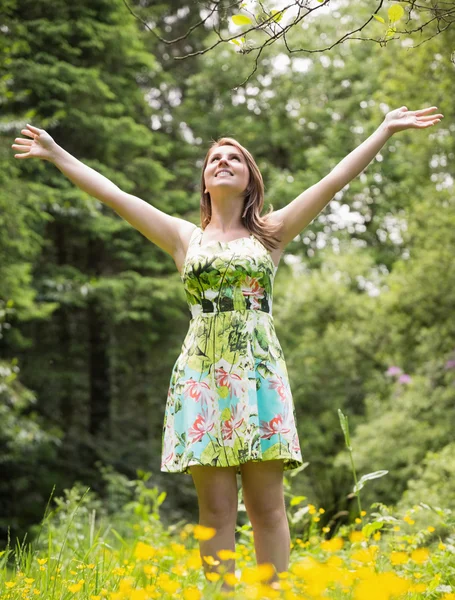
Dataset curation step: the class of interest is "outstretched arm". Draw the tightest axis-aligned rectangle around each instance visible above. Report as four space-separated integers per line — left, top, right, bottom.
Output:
271 106 444 247
12 124 195 265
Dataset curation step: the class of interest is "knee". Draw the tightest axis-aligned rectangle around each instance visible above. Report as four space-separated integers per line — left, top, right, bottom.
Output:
246 503 287 529
198 498 238 527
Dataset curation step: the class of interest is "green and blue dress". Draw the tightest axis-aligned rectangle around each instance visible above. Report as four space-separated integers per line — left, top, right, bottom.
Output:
161 226 303 474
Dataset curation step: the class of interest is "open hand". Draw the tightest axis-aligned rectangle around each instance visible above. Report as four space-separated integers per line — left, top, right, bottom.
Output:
384 106 443 134
11 123 57 161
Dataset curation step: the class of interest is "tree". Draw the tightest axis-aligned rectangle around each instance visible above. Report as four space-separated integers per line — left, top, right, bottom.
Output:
124 0 455 86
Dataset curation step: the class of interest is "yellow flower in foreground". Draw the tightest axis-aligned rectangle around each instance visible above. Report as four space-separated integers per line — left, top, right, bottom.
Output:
241 563 275 584
373 532 382 541
321 537 344 552
442 594 455 600
206 572 220 582
5 581 16 589
183 588 202 600
349 531 365 543
411 548 430 564
160 580 180 594
25 578 35 584
202 555 220 566
90 596 101 600
37 558 48 565
68 579 85 593
390 551 408 565
351 547 378 564
193 524 216 541
360 511 367 516
354 571 410 600
224 573 238 587
439 542 447 550
427 526 435 533
217 549 239 560
308 504 316 514
134 541 158 561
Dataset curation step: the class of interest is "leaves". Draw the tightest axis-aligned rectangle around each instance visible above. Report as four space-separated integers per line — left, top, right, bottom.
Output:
388 4 405 23
353 470 389 493
232 15 253 26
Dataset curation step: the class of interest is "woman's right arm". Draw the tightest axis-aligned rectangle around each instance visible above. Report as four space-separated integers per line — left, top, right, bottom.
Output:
12 124 195 265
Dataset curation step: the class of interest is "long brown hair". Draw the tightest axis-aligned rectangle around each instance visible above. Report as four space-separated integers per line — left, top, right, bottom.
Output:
200 137 282 251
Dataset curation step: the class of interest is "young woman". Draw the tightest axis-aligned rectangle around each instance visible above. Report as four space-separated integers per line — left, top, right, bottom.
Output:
12 105 442 591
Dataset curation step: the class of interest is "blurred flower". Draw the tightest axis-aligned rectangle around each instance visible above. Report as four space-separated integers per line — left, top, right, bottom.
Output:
445 360 455 369
398 374 412 384
386 366 403 376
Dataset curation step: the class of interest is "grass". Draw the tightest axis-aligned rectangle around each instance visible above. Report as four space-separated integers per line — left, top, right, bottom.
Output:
1 412 454 599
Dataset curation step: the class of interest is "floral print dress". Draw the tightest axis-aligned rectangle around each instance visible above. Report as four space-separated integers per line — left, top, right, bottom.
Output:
161 226 303 474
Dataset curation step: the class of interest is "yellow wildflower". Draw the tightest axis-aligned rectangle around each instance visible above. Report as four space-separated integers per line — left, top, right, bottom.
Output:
349 531 365 543
442 594 455 600
25 579 35 584
308 504 316 514
318 508 325 514
360 511 367 516
411 548 430 563
202 555 220 566
183 588 202 600
390 551 408 565
373 532 381 541
90 596 101 600
393 526 401 531
439 542 447 550
37 559 48 566
355 518 362 524
427 526 435 533
193 524 216 541
322 526 330 533
224 573 238 586
206 572 220 582
134 541 157 561
321 537 344 552
5 581 16 588
403 516 415 525
217 549 239 560
68 579 85 593
312 516 320 522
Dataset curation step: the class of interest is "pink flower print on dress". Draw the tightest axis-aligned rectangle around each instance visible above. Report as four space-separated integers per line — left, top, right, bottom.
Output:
268 373 289 401
188 405 216 443
291 431 301 455
221 403 246 443
241 276 265 310
162 423 175 467
215 366 244 398
259 414 291 440
184 378 215 405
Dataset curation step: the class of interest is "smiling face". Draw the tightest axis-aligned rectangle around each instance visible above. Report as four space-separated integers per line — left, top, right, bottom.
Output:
203 144 250 197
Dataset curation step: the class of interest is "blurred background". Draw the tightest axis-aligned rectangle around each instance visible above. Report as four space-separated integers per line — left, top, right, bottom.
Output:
1 0 454 547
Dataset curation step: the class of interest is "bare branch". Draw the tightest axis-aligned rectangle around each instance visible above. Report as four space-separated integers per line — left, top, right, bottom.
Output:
122 0 455 85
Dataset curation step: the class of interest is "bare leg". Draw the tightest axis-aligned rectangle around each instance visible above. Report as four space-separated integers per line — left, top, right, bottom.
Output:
240 460 290 585
190 465 238 592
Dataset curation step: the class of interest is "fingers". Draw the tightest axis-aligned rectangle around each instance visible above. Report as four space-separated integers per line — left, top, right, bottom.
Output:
21 128 36 138
26 123 40 132
14 138 33 145
414 106 439 116
416 114 443 121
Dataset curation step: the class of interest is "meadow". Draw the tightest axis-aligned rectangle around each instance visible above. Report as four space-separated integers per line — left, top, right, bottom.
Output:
2 413 454 600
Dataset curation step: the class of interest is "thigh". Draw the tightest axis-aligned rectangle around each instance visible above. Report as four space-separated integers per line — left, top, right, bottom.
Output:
190 465 239 522
240 460 286 523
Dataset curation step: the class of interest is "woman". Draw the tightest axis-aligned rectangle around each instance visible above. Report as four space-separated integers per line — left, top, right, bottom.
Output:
12 105 443 591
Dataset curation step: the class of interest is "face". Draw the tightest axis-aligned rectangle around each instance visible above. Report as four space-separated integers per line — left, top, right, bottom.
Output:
204 144 250 196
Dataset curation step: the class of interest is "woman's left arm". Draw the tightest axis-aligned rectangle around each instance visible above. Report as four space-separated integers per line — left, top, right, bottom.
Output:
273 106 444 246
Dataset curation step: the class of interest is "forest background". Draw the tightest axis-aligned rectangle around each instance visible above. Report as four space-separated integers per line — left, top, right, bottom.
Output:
1 0 454 546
